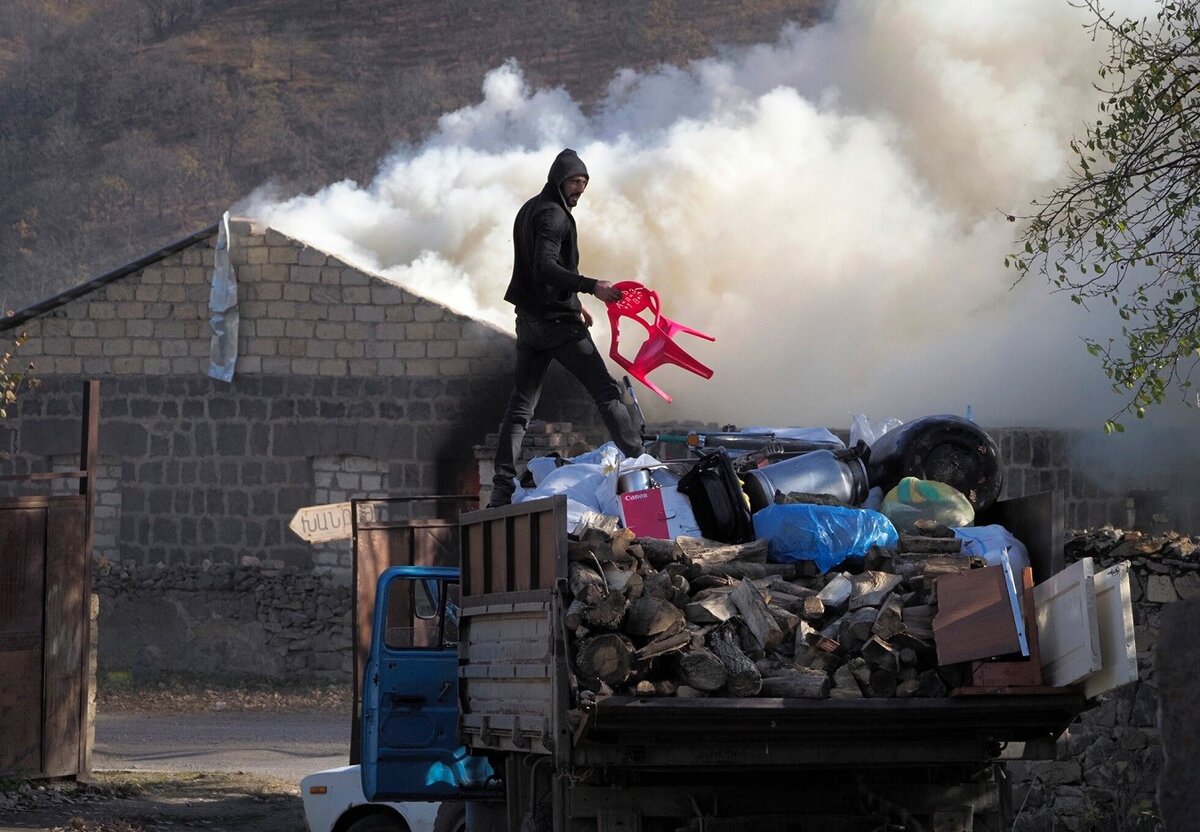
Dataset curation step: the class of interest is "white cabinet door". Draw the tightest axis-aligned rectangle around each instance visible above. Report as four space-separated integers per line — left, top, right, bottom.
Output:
1034 557 1102 686
1084 561 1139 698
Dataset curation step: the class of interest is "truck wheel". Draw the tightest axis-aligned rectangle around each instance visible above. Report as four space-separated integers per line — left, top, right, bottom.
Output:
434 802 467 832
345 813 407 832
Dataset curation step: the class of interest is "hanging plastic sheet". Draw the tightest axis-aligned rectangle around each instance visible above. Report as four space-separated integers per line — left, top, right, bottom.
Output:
207 212 239 382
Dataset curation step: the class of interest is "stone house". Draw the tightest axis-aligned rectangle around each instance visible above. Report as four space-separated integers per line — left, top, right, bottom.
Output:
0 217 603 577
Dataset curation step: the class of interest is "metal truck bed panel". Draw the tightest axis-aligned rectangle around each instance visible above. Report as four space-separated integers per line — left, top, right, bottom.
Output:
459 589 555 755
571 694 1086 767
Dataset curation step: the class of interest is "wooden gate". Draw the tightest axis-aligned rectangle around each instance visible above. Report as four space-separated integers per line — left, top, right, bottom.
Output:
0 380 98 780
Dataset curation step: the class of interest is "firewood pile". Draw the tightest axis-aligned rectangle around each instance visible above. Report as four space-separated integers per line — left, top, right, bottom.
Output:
1065 527 1197 568
565 521 984 700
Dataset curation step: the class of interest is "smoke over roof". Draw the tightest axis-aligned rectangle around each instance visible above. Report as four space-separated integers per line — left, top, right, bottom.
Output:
240 0 1184 430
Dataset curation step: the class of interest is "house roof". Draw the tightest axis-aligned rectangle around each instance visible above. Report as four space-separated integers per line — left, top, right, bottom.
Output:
0 223 220 334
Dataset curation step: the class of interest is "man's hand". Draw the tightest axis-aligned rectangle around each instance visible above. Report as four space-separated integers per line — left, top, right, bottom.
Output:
581 307 594 327
593 281 623 303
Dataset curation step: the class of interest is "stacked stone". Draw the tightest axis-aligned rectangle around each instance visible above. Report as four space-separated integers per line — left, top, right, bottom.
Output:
1013 526 1198 831
474 421 597 506
94 557 353 681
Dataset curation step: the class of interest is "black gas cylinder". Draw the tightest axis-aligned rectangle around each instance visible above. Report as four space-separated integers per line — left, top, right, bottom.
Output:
865 415 1003 510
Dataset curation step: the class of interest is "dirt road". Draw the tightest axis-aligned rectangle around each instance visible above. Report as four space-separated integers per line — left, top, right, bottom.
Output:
0 685 350 832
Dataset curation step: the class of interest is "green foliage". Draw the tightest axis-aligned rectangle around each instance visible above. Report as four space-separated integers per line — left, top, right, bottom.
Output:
0 312 38 427
1011 0 1200 426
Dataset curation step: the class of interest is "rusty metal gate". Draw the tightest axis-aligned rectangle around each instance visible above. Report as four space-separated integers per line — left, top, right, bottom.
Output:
0 380 99 780
348 495 477 762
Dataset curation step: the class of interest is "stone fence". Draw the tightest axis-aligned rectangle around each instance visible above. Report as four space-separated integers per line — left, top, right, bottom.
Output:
1012 528 1197 831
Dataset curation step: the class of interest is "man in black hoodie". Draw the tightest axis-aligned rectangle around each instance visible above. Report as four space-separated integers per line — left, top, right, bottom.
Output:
488 148 643 507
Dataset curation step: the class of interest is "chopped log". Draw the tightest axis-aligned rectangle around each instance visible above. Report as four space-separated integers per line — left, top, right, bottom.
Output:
864 545 896 573
609 528 638 558
654 680 678 697
866 667 897 698
755 655 798 677
848 657 871 688
708 624 762 696
622 570 645 601
564 599 587 632
848 571 903 609
816 573 852 609
830 664 863 699
582 590 627 630
763 576 820 597
794 644 842 674
915 669 948 697
767 603 801 636
677 647 728 692
634 680 656 696
759 669 830 699
635 537 677 568
899 534 962 554
861 636 900 675
625 597 686 639
897 666 918 683
839 607 879 652
872 595 905 640
601 564 637 594
901 605 936 638
795 619 816 646
760 589 805 609
636 629 691 659
676 536 769 566
913 519 955 538
801 596 826 621
730 579 783 651
697 561 799 581
685 588 737 625
626 543 646 564
689 574 735 592
898 647 918 667
568 561 608 604
576 634 635 687
676 685 705 698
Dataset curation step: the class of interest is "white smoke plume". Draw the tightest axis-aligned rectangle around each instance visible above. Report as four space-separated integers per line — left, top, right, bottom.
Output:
241 0 1177 430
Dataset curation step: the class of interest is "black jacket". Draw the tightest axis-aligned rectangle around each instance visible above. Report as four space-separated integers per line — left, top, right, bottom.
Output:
503 149 598 320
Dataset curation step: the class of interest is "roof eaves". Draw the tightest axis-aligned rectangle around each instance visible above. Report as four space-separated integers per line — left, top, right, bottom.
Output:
0 223 220 333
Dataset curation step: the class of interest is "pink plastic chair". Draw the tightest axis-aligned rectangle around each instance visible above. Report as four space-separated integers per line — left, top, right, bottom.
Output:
605 281 715 403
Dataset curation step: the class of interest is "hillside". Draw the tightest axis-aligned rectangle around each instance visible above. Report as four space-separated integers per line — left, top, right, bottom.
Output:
0 0 824 311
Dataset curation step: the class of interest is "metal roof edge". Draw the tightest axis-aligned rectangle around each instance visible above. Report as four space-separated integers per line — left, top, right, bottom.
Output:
0 223 220 333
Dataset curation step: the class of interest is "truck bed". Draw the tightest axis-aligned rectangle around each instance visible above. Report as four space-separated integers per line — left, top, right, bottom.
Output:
457 497 1087 770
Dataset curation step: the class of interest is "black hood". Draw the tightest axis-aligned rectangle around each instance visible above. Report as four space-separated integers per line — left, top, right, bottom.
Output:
547 148 588 208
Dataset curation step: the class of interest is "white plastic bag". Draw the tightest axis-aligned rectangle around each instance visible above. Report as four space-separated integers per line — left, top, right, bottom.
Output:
953 525 1031 576
849 414 903 448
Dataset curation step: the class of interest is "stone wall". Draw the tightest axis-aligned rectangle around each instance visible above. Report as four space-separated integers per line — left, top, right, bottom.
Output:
93 558 353 680
1012 528 1198 831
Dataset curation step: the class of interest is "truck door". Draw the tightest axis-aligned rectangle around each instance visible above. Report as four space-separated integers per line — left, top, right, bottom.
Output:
361 566 493 802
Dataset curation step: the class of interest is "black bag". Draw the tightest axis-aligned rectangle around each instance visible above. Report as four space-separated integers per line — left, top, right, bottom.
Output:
677 449 755 544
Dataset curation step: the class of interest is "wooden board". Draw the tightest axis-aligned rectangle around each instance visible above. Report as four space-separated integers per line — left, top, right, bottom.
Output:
933 566 1022 665
1084 561 1138 698
1034 557 1101 687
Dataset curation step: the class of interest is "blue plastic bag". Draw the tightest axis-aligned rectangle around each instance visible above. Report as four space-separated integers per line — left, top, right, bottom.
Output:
754 503 899 574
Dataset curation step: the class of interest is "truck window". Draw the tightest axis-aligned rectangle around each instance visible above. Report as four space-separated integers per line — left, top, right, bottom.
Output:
383 578 459 650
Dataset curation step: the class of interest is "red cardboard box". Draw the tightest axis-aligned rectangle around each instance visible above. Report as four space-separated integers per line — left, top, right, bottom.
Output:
618 485 702 539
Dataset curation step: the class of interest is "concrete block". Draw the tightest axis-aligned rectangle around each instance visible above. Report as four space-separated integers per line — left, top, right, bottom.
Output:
268 246 299 264
291 266 322 284
385 305 414 322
